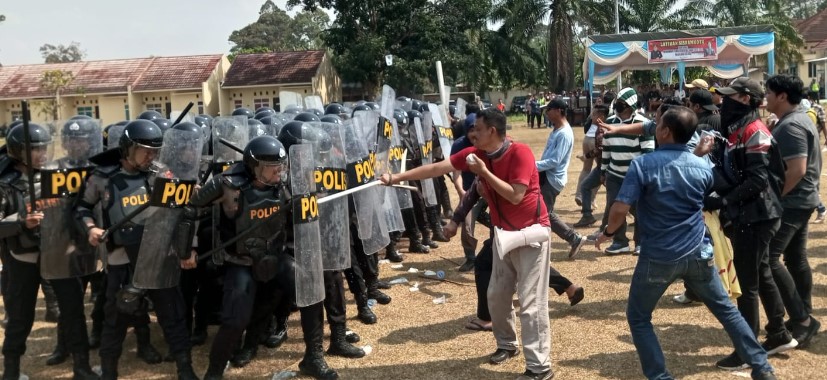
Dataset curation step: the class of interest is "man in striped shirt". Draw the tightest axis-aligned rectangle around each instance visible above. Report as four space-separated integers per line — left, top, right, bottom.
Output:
599 87 654 254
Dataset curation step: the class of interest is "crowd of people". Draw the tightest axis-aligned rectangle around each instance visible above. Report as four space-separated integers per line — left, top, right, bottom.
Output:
0 73 825 380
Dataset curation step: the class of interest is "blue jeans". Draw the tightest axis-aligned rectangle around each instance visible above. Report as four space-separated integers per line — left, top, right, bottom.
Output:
579 166 602 216
627 253 772 380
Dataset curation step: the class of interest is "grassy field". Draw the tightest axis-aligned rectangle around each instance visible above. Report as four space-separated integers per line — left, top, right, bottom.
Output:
4 120 827 379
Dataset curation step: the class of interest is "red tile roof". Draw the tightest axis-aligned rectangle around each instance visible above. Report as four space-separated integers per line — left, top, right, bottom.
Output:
222 50 325 87
133 55 223 92
0 54 223 99
797 7 827 44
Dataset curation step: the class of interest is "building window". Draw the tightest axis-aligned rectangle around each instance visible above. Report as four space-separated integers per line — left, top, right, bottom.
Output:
809 62 819 78
10 111 22 122
197 101 204 115
234 100 243 109
124 104 130 120
77 106 94 117
253 98 269 109
146 103 163 113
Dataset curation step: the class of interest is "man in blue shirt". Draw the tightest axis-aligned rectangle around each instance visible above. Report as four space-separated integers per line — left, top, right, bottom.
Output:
595 106 776 380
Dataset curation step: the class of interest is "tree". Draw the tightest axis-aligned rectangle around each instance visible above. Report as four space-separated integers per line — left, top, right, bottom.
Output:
619 0 707 33
228 0 329 55
38 70 75 120
40 42 85 63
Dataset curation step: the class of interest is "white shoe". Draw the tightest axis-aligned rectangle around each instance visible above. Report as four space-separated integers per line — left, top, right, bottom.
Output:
672 292 694 304
814 210 826 223
633 246 641 256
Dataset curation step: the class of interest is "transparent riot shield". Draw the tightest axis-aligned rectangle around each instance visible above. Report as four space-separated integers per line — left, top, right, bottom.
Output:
212 116 249 174
314 122 351 270
304 95 324 112
107 125 125 149
414 116 438 206
455 98 467 120
428 103 454 157
170 111 194 124
40 119 103 280
290 143 325 307
133 127 203 289
280 91 303 111
396 97 413 112
388 117 412 209
343 118 390 255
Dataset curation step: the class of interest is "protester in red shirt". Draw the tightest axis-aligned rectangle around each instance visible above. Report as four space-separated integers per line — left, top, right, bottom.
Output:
496 99 506 112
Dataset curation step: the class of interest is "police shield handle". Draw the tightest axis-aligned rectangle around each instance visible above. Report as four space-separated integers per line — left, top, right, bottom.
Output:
317 180 383 205
20 100 37 214
98 203 151 243
24 211 44 229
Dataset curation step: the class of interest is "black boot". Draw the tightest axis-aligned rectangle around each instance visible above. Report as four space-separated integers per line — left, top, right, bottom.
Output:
367 281 392 305
326 324 365 358
263 315 288 349
174 352 199 380
421 229 438 249
354 292 377 325
345 329 360 344
202 361 225 380
402 208 429 253
47 325 69 365
88 321 102 349
99 356 119 380
134 326 163 364
299 344 339 380
428 207 450 242
230 338 257 368
384 244 404 263
2 356 20 380
71 352 100 380
42 280 61 323
408 233 430 253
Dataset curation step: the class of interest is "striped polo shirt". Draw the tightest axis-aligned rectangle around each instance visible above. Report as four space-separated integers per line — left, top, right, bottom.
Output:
601 112 654 179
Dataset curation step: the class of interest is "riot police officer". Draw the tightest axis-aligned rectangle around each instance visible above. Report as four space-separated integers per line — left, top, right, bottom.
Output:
188 136 338 379
0 123 100 380
75 120 197 380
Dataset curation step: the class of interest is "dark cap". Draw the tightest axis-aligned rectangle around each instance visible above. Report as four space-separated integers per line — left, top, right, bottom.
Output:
689 90 718 112
716 77 764 97
543 98 568 111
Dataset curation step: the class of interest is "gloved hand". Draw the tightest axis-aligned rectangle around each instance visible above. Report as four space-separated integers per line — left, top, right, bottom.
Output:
703 194 725 211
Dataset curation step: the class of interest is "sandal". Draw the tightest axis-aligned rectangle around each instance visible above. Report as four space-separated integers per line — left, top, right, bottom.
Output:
568 287 585 306
464 318 493 331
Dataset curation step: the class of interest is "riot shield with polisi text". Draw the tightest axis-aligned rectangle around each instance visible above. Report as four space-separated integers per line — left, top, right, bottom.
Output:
313 122 351 270
428 103 454 157
290 143 325 307
413 116 438 206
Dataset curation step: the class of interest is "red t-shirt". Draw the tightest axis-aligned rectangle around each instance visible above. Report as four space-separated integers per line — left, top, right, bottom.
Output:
450 143 550 230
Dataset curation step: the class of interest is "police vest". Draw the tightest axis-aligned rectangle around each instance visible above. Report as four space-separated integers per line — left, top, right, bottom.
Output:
105 170 151 248
0 169 42 254
233 183 286 259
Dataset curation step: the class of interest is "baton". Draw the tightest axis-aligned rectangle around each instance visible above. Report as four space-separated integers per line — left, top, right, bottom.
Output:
172 102 195 126
99 203 150 242
20 101 37 214
317 180 382 205
197 204 290 261
391 184 418 191
219 138 244 154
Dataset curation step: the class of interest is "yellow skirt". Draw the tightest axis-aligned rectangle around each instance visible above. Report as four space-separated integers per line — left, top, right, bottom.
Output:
703 211 742 300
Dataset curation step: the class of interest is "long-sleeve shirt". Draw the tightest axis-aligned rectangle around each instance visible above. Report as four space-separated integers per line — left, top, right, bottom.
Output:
535 122 574 192
601 113 654 180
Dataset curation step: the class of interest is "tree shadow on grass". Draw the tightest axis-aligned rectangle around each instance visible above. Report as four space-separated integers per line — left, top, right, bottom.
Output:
337 355 521 380
378 316 481 345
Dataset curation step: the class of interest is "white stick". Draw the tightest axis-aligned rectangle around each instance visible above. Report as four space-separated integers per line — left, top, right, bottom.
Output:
318 180 383 204
391 184 418 191
436 61 448 107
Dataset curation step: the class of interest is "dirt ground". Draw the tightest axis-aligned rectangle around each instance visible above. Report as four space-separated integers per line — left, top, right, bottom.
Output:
4 121 827 379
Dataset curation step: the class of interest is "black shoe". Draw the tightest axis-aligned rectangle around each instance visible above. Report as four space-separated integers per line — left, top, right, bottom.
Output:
408 241 430 253
263 326 288 349
368 289 391 305
791 318 821 349
326 326 365 359
203 361 226 380
375 280 391 290
230 346 257 368
190 328 208 346
357 305 377 325
715 351 749 370
517 369 554 380
385 248 404 263
573 215 597 228
568 235 586 259
458 259 475 272
755 371 777 380
422 235 439 249
345 330 360 343
3 356 20 380
71 353 100 380
762 331 798 355
488 348 520 365
172 352 199 380
299 354 339 380
46 346 69 366
136 343 163 364
99 356 119 380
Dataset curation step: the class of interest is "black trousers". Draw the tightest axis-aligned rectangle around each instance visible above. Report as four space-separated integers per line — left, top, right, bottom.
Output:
768 207 815 321
344 228 380 297
1 253 40 359
730 219 787 336
323 271 347 326
99 262 191 360
51 276 91 355
209 264 283 366
410 185 430 235
180 256 224 332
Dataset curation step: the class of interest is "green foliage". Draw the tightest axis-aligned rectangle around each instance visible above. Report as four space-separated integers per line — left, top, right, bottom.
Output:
227 47 271 62
39 70 75 120
228 0 329 55
40 42 85 63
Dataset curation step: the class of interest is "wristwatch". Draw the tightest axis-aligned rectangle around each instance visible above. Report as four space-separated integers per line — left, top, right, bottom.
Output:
602 229 615 237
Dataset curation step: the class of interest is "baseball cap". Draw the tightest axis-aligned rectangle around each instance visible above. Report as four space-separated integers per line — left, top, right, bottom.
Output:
689 90 718 112
685 79 709 89
716 77 764 97
543 98 568 111
617 87 638 106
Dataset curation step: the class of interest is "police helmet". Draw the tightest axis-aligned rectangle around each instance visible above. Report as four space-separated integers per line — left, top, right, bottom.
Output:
62 118 98 138
410 100 424 113
170 121 201 135
324 103 346 116
151 118 173 133
243 136 287 183
293 112 321 123
407 110 423 122
396 96 411 103
69 114 93 121
120 120 163 159
248 119 267 138
254 111 276 121
232 107 254 119
417 102 430 113
393 109 408 128
278 121 331 153
255 107 276 116
307 108 323 118
197 114 214 125
7 123 53 165
351 104 371 117
138 110 163 121
282 105 303 115
320 115 341 124
449 104 457 117
364 102 380 111
193 115 211 128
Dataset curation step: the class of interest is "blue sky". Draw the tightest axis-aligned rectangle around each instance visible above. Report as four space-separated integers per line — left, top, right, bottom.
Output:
0 0 322 66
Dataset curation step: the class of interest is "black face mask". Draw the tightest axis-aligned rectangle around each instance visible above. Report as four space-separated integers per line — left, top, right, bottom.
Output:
613 102 627 114
720 96 754 130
